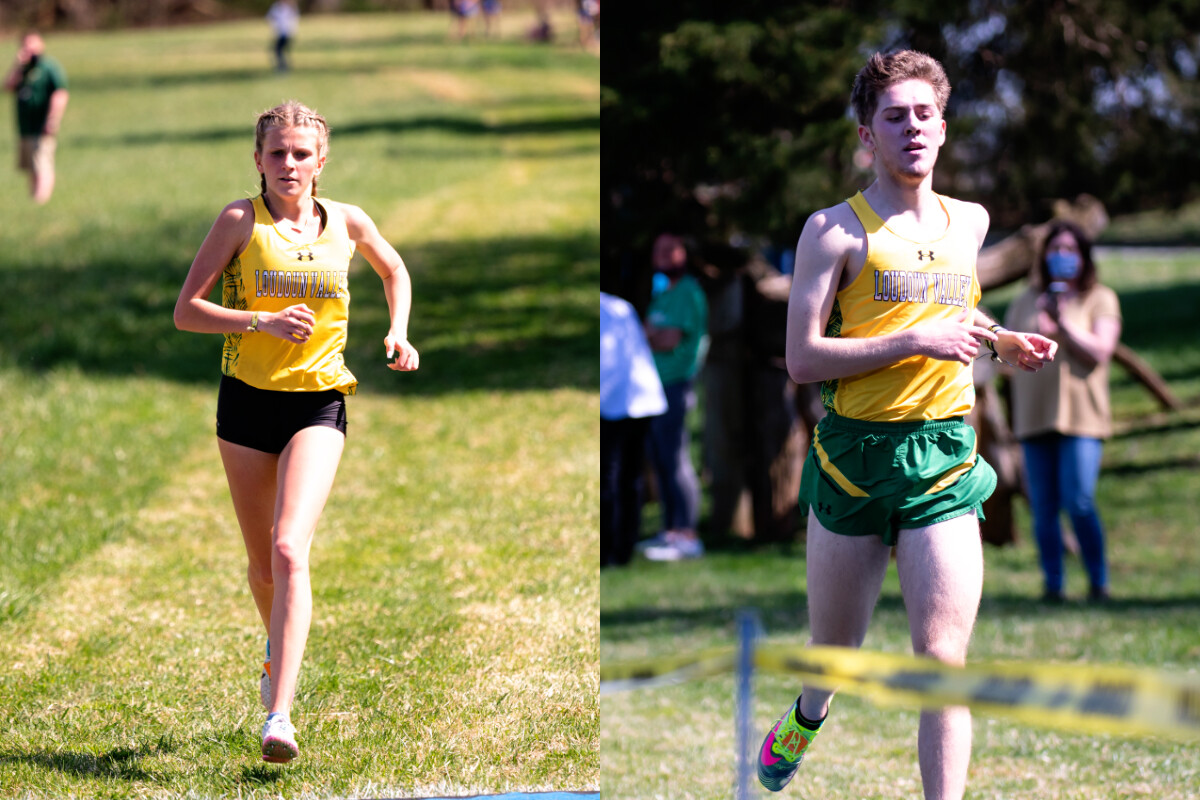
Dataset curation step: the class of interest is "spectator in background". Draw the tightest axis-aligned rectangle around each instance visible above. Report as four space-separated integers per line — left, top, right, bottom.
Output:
640 232 708 561
1005 220 1121 603
5 30 68 205
528 0 554 42
481 0 501 37
601 292 667 567
450 0 480 40
266 0 299 72
577 0 599 52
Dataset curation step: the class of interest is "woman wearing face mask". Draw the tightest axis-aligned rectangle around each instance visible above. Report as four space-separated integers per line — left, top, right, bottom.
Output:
1004 220 1122 602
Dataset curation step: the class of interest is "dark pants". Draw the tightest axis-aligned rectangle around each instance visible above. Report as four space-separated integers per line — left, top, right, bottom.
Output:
646 380 701 533
601 416 651 567
274 34 292 71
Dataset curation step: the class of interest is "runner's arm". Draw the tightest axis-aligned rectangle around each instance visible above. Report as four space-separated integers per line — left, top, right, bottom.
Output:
341 202 418 371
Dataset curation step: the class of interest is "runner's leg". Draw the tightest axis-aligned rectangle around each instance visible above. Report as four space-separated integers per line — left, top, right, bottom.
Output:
799 511 891 721
268 425 345 715
896 512 984 800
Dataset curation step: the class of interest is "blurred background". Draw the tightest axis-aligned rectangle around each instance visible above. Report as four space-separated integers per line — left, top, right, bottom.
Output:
601 6 1200 798
602 0 1200 551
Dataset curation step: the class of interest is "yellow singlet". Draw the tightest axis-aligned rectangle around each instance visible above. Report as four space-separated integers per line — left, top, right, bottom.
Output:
221 195 358 394
820 191 981 422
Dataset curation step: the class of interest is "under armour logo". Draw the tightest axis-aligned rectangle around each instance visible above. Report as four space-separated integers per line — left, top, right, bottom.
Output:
817 502 833 515
297 250 315 262
916 250 935 262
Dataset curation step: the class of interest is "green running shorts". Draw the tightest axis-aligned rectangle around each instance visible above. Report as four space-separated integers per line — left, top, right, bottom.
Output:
798 412 996 546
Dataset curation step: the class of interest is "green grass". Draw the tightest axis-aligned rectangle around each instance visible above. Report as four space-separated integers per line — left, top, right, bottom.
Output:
601 248 1200 799
0 10 597 799
1101 200 1200 245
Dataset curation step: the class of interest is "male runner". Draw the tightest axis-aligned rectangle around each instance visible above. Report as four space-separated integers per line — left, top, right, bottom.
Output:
757 50 1056 800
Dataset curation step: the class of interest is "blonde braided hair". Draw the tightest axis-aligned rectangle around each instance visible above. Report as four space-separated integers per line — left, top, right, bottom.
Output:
254 100 330 196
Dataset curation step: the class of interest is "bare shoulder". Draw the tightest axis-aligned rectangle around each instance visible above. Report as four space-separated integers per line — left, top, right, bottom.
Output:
807 200 863 240
946 196 990 246
796 200 865 276
208 198 255 248
326 199 375 238
217 197 255 225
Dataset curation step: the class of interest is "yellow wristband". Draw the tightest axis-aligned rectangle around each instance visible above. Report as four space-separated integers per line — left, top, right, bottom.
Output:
247 312 259 332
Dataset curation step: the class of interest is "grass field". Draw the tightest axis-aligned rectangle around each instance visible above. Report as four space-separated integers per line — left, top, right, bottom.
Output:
601 248 1200 799
0 11 598 799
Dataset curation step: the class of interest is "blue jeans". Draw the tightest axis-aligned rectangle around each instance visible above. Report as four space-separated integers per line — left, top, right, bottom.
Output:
647 380 701 532
1020 434 1108 594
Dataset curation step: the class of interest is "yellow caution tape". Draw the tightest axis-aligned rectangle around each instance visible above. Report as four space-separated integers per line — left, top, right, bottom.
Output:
601 644 1200 740
598 647 738 695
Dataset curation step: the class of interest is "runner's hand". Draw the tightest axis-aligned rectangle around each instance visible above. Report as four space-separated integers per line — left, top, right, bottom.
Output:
264 304 316 343
997 330 1057 372
915 310 995 364
385 335 419 371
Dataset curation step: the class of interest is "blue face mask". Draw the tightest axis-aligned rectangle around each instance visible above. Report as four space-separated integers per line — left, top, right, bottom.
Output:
651 271 671 296
1046 251 1081 281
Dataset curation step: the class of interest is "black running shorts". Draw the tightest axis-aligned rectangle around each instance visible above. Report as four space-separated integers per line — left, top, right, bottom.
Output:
216 374 347 454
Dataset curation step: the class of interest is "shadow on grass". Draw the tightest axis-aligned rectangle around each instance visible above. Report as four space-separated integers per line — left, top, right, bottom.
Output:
601 589 1200 642
1103 455 1200 476
69 113 599 151
240 763 286 785
1110 412 1200 441
0 737 173 782
66 63 377 94
1110 281 1200 356
0 229 597 396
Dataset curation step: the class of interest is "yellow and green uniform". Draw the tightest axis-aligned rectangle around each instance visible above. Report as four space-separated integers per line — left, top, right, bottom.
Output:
800 192 995 543
221 195 358 394
821 191 981 422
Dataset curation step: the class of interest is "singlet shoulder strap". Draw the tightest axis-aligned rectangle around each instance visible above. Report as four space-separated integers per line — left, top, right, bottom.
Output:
250 194 273 225
846 191 885 234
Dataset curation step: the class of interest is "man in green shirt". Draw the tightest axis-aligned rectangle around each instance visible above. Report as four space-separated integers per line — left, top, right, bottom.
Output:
5 30 69 204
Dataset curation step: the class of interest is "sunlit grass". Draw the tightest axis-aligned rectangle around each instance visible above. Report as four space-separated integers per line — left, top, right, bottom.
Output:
0 10 597 799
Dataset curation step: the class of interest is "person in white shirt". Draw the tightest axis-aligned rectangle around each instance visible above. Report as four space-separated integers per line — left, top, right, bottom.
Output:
601 292 667 566
266 0 299 72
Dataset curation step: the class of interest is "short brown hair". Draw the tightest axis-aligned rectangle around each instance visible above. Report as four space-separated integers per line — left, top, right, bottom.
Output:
851 50 951 126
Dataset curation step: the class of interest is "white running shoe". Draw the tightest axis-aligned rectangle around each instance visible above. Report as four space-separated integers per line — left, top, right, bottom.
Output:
261 713 298 763
643 535 705 561
259 640 271 711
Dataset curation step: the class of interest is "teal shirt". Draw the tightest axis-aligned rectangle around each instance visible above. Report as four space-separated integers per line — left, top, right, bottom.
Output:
15 55 67 137
646 274 707 385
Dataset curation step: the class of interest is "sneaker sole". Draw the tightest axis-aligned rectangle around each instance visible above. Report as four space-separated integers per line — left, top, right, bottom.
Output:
261 737 298 763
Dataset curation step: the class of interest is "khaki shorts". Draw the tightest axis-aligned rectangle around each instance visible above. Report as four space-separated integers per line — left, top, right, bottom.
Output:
18 135 56 175
799 412 996 546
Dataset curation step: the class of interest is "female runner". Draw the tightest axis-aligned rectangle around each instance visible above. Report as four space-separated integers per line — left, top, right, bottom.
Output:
174 100 418 763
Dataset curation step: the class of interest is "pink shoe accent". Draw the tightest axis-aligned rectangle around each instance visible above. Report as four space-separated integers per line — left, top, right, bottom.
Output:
760 718 784 766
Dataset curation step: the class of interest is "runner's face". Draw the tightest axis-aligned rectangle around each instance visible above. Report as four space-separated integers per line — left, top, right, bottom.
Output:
254 125 325 200
860 79 946 183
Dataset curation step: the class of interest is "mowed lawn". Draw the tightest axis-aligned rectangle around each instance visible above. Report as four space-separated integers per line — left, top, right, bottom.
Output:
0 11 597 800
600 248 1200 799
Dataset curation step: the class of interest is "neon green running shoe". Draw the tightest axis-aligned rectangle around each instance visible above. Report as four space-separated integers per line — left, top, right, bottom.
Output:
757 699 821 792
